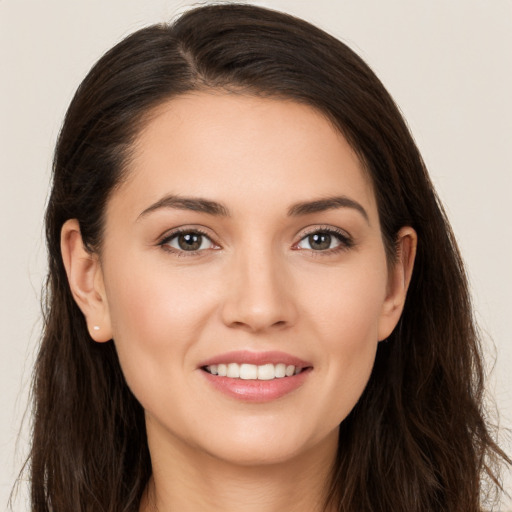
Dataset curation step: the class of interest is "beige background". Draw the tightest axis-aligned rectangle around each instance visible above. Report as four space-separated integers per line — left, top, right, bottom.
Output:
1 0 511 509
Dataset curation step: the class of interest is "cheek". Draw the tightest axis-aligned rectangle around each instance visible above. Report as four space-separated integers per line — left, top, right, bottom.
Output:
106 256 217 338
304 256 388 345
299 257 387 417
102 258 218 397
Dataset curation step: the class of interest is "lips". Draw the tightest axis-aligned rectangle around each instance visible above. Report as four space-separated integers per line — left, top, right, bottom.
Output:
199 350 311 368
205 362 301 380
199 350 312 402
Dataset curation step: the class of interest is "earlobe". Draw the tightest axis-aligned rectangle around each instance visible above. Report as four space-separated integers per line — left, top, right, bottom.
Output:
378 226 417 341
60 219 113 342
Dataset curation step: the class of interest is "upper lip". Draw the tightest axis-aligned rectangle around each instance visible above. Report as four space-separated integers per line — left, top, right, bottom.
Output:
198 350 312 369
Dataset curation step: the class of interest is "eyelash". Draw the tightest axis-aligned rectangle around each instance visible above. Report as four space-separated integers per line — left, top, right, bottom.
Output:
158 227 218 256
158 226 354 257
293 226 354 256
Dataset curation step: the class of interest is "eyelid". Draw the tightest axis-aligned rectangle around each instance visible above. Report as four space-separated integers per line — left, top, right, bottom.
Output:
293 225 354 252
155 224 354 256
157 226 221 254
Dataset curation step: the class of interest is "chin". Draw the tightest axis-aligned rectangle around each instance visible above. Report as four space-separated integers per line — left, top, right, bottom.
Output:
192 420 339 468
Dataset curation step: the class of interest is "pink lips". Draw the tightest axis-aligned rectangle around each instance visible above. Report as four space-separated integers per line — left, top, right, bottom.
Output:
199 350 311 368
199 350 312 402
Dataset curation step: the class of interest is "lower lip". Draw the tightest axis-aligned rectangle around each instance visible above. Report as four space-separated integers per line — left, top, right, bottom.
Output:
201 368 311 402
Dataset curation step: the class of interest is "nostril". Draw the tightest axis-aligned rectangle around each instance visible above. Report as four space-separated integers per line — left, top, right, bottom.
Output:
220 281 298 332
229 319 288 331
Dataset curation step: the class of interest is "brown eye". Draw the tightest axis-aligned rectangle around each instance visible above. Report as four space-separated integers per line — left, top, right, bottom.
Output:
162 231 215 252
307 233 332 250
177 233 203 251
296 229 352 252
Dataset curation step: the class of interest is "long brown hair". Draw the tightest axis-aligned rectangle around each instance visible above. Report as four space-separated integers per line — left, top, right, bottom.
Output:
24 4 509 511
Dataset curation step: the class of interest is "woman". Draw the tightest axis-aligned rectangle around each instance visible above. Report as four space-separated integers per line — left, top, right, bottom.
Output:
27 3 509 511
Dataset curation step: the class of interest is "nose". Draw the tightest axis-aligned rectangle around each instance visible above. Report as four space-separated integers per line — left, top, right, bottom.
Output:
220 246 298 333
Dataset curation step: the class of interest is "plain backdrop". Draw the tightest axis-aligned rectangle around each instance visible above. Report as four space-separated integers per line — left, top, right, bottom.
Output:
1 0 511 509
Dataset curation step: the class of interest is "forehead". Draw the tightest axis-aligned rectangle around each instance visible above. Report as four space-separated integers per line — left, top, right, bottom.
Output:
111 92 377 221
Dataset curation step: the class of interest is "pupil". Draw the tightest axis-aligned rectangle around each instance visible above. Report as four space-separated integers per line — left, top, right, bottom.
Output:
178 233 202 251
309 233 331 250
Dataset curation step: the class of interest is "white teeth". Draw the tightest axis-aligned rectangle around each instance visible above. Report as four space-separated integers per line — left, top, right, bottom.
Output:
240 363 258 380
257 363 275 380
227 363 239 378
205 363 303 380
275 363 286 378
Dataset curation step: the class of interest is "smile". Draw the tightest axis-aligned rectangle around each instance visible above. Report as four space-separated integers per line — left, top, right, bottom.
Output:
204 363 303 380
199 351 312 401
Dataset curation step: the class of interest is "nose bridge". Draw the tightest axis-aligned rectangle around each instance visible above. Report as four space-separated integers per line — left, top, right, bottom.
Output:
221 240 296 332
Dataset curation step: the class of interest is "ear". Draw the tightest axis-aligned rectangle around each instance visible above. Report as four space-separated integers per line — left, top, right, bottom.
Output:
378 226 417 341
60 219 113 342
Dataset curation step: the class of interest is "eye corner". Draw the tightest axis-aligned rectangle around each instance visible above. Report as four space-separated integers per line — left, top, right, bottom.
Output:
158 227 221 255
293 226 355 254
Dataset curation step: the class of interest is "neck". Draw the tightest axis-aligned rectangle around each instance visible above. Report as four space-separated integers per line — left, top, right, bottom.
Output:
140 423 338 512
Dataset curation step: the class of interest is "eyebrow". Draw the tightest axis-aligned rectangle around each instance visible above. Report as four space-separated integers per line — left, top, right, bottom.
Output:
138 194 369 223
287 196 369 223
138 195 230 219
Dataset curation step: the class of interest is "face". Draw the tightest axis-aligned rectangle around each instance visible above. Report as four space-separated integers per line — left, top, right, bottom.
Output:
90 93 409 467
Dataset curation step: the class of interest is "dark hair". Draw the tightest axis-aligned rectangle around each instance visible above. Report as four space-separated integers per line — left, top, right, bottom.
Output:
25 3 509 511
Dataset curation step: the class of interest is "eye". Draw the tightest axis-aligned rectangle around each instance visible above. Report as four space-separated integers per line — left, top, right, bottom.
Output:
295 228 353 252
160 230 217 253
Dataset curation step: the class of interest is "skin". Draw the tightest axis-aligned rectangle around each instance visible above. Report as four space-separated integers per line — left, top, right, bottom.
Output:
61 92 416 512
